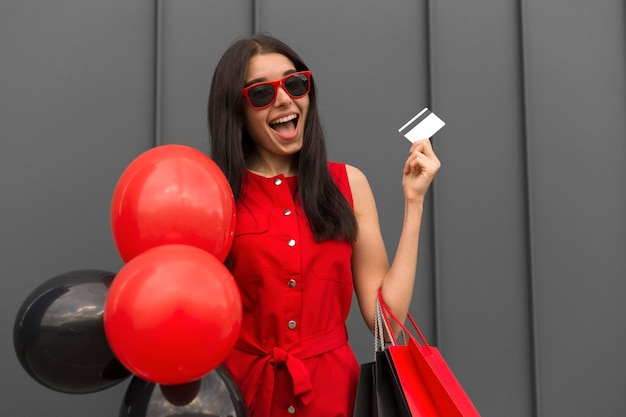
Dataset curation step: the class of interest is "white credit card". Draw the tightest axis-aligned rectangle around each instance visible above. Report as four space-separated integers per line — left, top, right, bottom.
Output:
398 108 445 143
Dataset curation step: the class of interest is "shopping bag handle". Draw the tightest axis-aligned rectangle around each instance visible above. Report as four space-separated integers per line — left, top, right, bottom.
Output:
377 290 430 348
373 294 407 354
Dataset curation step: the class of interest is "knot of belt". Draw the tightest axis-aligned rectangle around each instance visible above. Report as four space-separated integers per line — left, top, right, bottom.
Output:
270 346 314 400
235 324 348 417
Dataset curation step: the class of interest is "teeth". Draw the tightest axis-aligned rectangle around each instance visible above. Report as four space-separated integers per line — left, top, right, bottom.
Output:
270 114 297 125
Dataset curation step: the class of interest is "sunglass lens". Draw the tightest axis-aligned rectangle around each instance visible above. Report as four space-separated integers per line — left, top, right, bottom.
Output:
248 84 275 108
284 73 309 97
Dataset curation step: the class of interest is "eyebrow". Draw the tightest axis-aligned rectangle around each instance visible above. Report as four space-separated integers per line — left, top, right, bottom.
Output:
244 69 298 88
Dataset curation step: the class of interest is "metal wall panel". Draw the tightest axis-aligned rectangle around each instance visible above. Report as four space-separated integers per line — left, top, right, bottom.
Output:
522 1 626 416
1 1 155 416
430 1 534 415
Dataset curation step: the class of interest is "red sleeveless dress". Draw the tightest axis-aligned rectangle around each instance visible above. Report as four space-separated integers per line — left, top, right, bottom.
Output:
224 162 360 417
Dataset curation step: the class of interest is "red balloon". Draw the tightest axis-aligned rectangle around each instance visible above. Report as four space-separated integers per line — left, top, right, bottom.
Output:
104 244 242 385
111 144 235 263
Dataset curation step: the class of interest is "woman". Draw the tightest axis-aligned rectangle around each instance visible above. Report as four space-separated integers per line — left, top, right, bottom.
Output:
207 34 440 417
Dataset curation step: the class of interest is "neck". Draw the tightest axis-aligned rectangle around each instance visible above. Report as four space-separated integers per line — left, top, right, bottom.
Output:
246 154 297 177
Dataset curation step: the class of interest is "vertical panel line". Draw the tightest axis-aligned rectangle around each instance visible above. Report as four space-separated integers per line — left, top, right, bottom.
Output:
154 0 163 147
425 0 441 347
517 1 540 416
252 0 260 35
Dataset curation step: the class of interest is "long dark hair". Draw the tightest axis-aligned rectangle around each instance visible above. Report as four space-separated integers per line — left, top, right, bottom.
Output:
208 34 357 242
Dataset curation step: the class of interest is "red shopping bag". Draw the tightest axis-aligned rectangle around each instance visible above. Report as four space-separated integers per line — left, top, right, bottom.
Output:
379 291 481 417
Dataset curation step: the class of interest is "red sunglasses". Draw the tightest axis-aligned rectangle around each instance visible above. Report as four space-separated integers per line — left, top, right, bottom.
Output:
242 71 311 109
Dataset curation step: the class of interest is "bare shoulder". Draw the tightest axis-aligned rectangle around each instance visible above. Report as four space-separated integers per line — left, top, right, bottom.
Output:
344 163 370 191
344 164 377 218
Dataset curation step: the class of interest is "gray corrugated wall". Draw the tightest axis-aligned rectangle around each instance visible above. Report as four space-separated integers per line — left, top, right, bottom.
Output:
2 1 624 416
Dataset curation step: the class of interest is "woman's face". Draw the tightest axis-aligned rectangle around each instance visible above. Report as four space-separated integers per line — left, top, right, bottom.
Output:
242 53 310 163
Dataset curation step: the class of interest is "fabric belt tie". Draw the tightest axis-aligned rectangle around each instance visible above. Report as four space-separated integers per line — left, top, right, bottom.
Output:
270 346 313 401
234 324 348 417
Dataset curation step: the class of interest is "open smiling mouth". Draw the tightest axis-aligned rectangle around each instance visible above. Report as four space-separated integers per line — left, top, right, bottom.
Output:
269 114 299 133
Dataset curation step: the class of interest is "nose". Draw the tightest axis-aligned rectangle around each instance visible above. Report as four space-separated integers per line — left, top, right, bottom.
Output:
273 84 292 107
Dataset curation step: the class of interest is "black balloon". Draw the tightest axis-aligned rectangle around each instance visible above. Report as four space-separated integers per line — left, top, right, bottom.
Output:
120 365 249 417
14 269 131 393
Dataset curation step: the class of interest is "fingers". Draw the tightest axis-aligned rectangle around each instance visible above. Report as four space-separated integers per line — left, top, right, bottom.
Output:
409 138 435 156
403 139 440 175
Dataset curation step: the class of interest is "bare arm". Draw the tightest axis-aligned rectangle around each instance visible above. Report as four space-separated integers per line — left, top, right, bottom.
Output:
349 139 440 334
